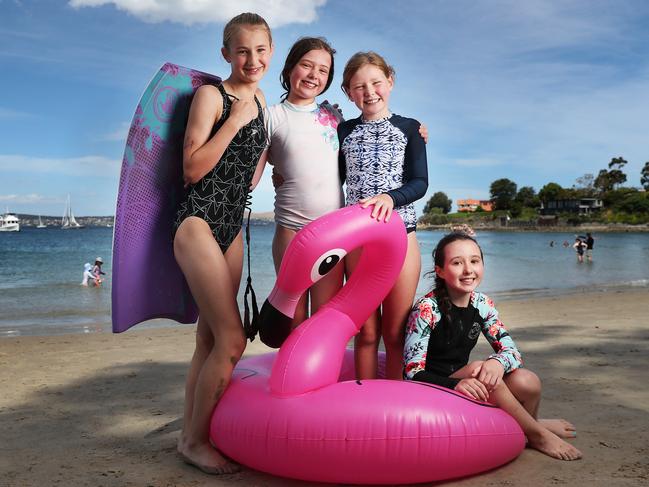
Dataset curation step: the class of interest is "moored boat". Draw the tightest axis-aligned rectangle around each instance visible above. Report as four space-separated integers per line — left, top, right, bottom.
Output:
0 211 20 232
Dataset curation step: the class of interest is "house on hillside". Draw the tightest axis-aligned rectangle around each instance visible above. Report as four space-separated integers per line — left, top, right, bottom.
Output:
540 198 603 215
457 199 494 212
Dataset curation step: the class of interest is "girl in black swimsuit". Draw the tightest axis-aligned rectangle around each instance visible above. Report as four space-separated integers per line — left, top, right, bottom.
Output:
172 13 273 475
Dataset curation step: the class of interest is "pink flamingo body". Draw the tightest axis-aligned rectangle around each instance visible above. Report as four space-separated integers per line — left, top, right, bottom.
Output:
210 205 524 484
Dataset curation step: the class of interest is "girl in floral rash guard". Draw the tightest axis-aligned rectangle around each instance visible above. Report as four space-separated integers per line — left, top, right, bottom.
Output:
403 231 583 461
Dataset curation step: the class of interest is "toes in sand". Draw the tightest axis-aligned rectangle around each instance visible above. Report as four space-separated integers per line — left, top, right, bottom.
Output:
528 429 582 461
539 418 577 438
178 444 241 475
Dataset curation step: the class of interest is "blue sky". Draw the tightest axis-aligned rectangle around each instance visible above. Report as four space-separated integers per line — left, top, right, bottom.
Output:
1 0 647 216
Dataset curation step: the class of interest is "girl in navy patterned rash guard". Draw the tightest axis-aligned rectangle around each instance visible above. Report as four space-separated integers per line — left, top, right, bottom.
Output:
404 231 582 461
338 51 428 381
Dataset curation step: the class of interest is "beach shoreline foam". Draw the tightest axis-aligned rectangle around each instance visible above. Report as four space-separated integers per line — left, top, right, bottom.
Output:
1 287 648 486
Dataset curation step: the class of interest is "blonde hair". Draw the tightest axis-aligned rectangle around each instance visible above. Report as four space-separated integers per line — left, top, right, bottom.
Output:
341 51 395 95
223 12 272 49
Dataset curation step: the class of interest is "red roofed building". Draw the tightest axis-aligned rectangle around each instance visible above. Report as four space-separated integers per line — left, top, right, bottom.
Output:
457 199 494 212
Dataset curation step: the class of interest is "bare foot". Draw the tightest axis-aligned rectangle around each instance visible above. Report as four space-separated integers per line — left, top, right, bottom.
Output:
528 429 582 461
178 441 240 475
540 418 576 438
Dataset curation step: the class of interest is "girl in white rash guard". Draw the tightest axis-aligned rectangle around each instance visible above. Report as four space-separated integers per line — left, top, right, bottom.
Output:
261 37 344 328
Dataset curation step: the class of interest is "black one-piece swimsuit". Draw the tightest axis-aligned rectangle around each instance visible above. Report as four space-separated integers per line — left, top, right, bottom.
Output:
173 83 266 253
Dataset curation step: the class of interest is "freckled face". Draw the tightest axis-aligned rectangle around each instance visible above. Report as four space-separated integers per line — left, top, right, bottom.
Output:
436 240 484 300
222 26 273 84
287 49 332 105
346 64 393 120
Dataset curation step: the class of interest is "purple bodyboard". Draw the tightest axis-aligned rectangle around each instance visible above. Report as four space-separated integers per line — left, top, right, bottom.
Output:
112 63 221 333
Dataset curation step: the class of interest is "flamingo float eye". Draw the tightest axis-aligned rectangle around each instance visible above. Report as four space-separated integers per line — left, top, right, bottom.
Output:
310 248 347 282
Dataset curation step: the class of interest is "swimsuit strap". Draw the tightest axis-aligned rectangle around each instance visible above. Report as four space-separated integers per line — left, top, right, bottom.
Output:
216 82 263 121
215 83 233 115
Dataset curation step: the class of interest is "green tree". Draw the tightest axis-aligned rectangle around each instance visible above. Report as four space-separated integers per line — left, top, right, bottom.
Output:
641 161 649 191
596 157 628 192
538 182 563 204
515 186 540 208
594 169 613 193
616 192 649 214
607 156 628 189
489 178 517 210
423 191 452 214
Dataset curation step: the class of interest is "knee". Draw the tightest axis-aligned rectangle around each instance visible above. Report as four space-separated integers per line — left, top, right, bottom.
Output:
507 368 542 398
356 326 380 348
195 328 214 353
467 360 484 371
228 332 247 364
382 328 405 350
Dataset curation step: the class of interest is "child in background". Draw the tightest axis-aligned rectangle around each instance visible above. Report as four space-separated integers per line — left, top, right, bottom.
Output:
404 231 582 461
338 51 428 380
92 257 105 285
171 12 272 474
81 263 98 287
573 237 587 263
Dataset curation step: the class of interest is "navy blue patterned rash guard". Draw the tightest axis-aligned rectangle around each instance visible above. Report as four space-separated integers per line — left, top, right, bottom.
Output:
338 114 428 230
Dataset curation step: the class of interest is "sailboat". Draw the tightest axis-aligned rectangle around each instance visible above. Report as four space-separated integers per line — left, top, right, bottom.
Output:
37 215 47 228
61 194 84 229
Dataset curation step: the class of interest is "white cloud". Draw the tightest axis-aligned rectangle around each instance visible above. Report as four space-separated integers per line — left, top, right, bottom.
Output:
0 155 121 178
0 193 51 204
68 0 327 27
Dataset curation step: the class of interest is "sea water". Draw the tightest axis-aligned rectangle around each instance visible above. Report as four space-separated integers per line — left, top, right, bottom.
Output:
1 225 648 336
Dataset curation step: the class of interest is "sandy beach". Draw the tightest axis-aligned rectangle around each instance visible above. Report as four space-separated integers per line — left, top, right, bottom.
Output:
1 287 648 487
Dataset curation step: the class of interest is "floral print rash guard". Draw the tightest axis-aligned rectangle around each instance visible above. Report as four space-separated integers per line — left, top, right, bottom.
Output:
403 291 523 387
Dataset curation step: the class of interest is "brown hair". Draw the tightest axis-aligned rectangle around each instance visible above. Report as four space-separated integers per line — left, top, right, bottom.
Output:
223 12 272 49
280 37 336 101
341 51 395 96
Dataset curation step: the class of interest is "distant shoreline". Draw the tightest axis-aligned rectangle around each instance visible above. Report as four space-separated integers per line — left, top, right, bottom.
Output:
12 213 649 232
417 222 649 233
11 211 277 228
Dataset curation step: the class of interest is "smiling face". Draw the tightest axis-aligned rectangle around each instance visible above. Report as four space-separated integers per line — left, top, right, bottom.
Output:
287 49 332 105
221 25 273 84
346 63 393 120
435 239 484 305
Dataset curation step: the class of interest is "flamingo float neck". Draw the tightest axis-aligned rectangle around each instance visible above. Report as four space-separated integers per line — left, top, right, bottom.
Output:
259 205 407 395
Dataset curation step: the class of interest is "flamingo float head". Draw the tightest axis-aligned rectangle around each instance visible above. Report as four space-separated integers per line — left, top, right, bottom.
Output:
257 204 408 394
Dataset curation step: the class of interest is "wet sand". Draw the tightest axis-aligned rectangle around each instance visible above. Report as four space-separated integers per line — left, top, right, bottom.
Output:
1 287 648 486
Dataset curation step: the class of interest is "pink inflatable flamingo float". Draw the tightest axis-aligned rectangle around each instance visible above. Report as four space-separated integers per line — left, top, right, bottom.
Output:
210 204 524 484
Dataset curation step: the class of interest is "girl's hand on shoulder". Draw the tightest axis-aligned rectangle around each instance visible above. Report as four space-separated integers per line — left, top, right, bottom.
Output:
228 99 259 130
360 193 394 222
455 378 489 401
476 359 504 390
418 123 429 144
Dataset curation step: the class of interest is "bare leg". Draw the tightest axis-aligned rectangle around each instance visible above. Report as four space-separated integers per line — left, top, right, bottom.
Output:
381 233 421 380
179 232 244 444
452 363 582 461
174 218 246 474
273 224 308 327
347 248 381 379
505 369 577 438
310 258 344 313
